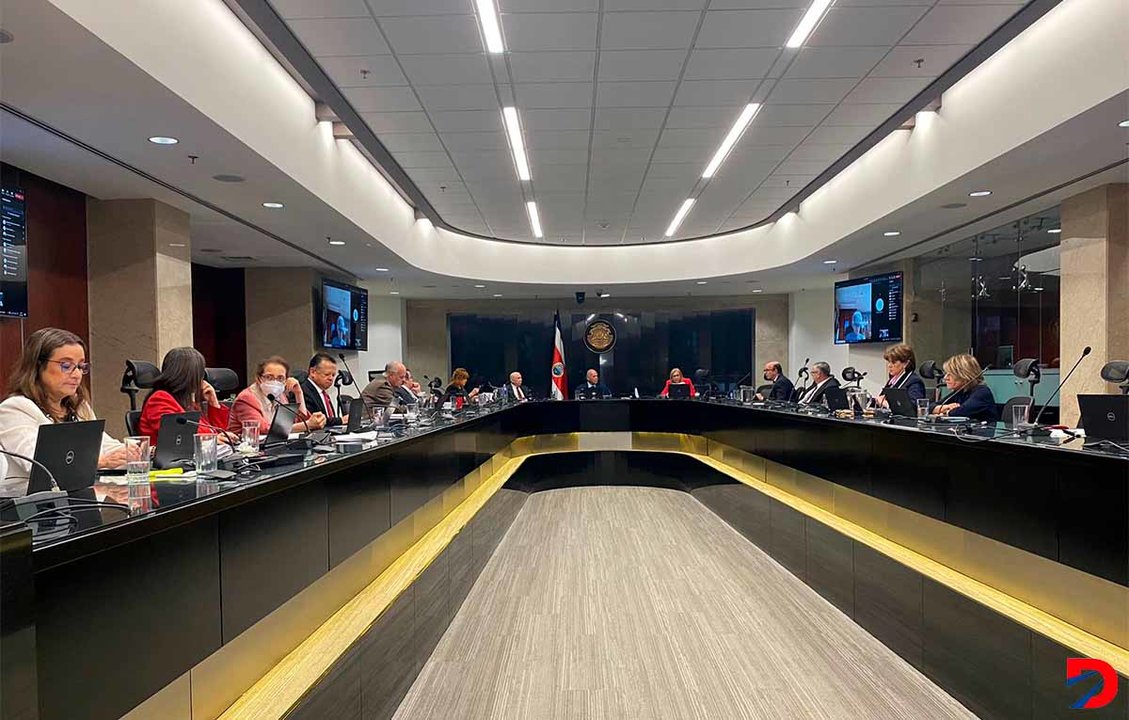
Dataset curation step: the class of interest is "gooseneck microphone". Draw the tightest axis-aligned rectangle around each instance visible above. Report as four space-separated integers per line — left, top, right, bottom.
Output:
267 395 310 435
336 353 359 414
0 447 60 490
937 363 993 406
1030 346 1091 427
176 416 242 447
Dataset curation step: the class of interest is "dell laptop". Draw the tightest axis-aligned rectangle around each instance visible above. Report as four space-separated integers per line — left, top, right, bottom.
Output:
1078 394 1129 445
153 412 201 470
26 420 106 494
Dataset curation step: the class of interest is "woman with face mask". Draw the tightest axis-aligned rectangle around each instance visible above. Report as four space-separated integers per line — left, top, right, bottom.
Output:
228 356 326 437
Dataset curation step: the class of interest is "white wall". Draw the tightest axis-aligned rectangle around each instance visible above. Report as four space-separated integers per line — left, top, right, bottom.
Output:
788 288 889 395
352 292 405 383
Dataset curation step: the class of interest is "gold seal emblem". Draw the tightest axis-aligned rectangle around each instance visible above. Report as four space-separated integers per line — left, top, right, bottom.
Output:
584 319 616 353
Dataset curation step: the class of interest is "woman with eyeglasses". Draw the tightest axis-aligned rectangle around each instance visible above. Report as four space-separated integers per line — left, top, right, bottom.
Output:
138 347 231 445
228 356 325 436
0 327 127 495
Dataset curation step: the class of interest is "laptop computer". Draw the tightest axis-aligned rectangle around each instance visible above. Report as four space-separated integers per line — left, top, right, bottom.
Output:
154 412 200 470
822 386 850 411
1078 394 1129 445
667 383 691 399
26 420 106 494
883 387 919 418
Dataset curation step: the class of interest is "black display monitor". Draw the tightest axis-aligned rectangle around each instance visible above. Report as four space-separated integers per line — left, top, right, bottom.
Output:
1 187 28 318
833 271 903 345
318 279 368 351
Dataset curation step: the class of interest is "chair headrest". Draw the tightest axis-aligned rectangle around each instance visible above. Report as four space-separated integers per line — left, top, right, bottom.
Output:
1100 360 1129 384
335 369 354 387
1013 358 1040 380
204 367 240 394
290 368 310 386
121 360 160 391
842 366 865 382
918 360 939 379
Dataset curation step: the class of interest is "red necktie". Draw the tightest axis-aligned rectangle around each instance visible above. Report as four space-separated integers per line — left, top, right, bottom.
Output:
323 390 334 418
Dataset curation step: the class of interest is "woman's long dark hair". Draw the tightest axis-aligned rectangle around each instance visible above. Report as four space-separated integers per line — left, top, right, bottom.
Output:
6 327 91 422
146 347 207 411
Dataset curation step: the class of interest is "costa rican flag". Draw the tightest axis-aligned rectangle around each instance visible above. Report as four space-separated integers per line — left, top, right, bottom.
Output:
550 311 567 400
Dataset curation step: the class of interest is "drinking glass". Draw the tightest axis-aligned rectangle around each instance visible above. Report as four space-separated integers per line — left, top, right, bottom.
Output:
194 434 218 474
124 436 151 514
1012 403 1029 428
240 421 261 453
916 398 931 418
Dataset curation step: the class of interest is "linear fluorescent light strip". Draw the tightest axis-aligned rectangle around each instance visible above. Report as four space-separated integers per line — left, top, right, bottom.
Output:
526 201 543 238
665 198 696 237
502 107 531 181
786 0 835 49
475 0 504 53
702 103 762 179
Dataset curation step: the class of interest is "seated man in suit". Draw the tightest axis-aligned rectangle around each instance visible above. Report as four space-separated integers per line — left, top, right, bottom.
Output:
302 353 348 428
505 371 530 402
755 361 794 402
394 367 420 406
797 362 840 405
361 361 407 412
575 368 611 399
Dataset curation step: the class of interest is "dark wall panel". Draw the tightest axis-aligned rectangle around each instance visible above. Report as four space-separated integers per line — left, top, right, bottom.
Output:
191 263 247 388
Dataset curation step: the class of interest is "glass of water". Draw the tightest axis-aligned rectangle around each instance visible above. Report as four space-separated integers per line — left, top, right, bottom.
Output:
916 398 932 418
194 434 218 474
1012 403 1029 428
240 421 261 454
124 436 151 514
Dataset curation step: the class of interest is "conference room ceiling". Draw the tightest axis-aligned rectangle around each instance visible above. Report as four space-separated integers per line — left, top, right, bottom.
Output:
267 0 1028 245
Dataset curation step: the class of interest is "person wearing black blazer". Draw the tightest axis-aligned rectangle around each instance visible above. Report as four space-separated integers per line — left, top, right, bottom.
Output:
932 353 998 423
755 361 795 402
302 353 347 427
797 362 840 405
875 343 927 407
575 368 611 399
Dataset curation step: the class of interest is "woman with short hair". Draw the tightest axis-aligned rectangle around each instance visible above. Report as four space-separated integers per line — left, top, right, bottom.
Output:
932 353 998 423
874 343 926 408
444 368 480 408
228 356 324 436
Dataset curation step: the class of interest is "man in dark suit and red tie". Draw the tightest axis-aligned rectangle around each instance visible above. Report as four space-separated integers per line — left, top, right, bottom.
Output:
302 353 347 428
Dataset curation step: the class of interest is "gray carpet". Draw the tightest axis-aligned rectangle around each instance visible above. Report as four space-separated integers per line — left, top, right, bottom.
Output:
394 487 976 719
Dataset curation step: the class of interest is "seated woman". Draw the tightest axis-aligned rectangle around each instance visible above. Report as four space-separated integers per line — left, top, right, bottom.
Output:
228 356 325 437
138 347 230 445
932 353 999 423
444 368 479 409
0 328 127 495
659 367 697 397
874 343 926 408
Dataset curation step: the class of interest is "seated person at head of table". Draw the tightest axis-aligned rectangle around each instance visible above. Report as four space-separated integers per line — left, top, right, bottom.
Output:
755 361 794 402
138 347 232 445
361 360 408 412
0 327 127 495
931 353 999 423
229 355 325 437
444 367 480 405
874 343 927 407
301 353 347 427
505 371 531 402
659 367 697 397
797 362 840 405
575 368 611 399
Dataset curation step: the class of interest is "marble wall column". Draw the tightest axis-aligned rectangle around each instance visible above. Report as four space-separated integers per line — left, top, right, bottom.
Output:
244 268 318 381
1059 183 1129 426
87 199 193 437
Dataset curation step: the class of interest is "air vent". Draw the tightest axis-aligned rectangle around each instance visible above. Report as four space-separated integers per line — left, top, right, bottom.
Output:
220 255 254 262
212 174 245 183
198 248 222 254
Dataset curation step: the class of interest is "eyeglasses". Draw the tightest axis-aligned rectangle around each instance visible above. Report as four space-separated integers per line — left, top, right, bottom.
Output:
261 374 287 383
48 360 91 375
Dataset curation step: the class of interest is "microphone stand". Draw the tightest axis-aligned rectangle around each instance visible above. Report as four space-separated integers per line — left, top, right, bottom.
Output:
0 447 61 491
336 353 359 415
1030 346 1091 428
175 417 240 478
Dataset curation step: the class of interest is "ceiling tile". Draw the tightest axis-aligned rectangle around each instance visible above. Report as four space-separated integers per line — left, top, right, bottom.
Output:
783 47 888 79
343 85 422 112
786 142 852 162
820 103 901 126
393 151 456 169
659 127 722 147
756 104 834 126
842 76 931 104
709 0 807 8
598 50 689 81
594 107 669 129
502 13 599 51
364 0 473 15
774 158 831 175
318 55 406 86
430 110 505 132
501 0 598 9
651 145 712 163
589 148 654 165
270 0 370 18
591 128 662 148
600 12 701 49
379 132 445 151
398 54 493 85
644 163 701 180
808 6 930 47
289 18 389 56
766 78 858 104
684 48 781 80
761 173 815 188
523 108 593 131
416 84 499 111
805 124 870 145
532 149 590 165
439 131 509 151
605 0 706 8
509 51 596 82
380 15 483 55
665 105 742 128
515 82 594 109
742 124 812 146
596 81 678 107
903 4 1021 45
673 79 760 106
870 44 972 77
527 131 591 150
697 10 804 48
360 111 431 133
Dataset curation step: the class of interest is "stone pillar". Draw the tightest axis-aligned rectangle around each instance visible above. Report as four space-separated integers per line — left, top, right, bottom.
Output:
87 199 193 437
1059 183 1129 426
244 268 318 380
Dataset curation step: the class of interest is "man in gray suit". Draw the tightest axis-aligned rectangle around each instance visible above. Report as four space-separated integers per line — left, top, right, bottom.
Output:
362 360 407 412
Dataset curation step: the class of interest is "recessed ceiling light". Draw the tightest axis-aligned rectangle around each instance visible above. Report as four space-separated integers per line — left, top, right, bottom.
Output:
148 136 178 145
493 293 503 297
502 107 531 182
883 231 901 237
375 267 389 272
696 280 708 285
702 103 762 179
969 257 983 261
474 284 486 288
823 260 837 265
474 0 505 54
390 291 400 295
1047 228 1062 234
786 0 835 48
968 190 992 197
1119 119 1129 128
169 243 186 248
213 174 245 183
526 200 543 238
1034 287 1045 291
665 198 696 237
751 289 763 294
262 202 284 209
327 238 346 246
941 202 967 209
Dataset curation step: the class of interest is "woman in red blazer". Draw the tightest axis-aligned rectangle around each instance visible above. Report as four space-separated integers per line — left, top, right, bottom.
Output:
138 347 230 445
659 367 697 397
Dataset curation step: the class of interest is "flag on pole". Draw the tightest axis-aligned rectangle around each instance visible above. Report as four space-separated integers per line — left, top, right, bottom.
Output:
550 310 567 400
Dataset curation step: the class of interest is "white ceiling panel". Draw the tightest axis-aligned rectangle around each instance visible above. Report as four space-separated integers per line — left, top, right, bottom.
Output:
524 108 593 131
591 128 662 148
532 149 590 166
659 127 723 147
379 15 484 55
644 162 701 179
508 52 597 82
842 76 932 104
651 145 712 163
766 78 859 104
804 124 871 145
528 130 591 149
756 103 834 126
416 84 499 111
696 10 805 48
501 13 600 51
673 79 760 106
593 107 669 129
430 110 504 132
775 158 833 175
760 173 816 188
820 103 902 126
595 81 678 107
787 142 853 162
600 12 701 49
808 6 930 47
318 55 407 86
870 44 972 77
271 0 370 19
289 18 389 56
598 50 689 81
783 47 888 79
398 54 493 86
361 111 430 133
365 0 473 16
379 132 445 151
393 151 456 169
440 131 509 151
515 82 594 108
501 0 599 10
606 0 707 8
903 4 1021 45
665 105 741 128
742 124 813 146
343 85 422 112
684 48 781 80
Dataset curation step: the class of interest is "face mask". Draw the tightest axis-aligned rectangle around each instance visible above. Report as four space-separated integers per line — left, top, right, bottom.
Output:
261 380 285 399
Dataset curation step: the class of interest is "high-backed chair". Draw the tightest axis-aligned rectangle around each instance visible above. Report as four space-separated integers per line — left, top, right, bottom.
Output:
204 368 240 399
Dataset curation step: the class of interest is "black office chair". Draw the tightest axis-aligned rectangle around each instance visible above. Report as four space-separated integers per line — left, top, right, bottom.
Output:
1100 360 1129 394
290 368 310 386
755 384 774 398
919 360 942 401
125 410 142 436
120 360 161 411
841 367 866 388
1012 358 1041 397
204 368 240 398
1002 396 1034 428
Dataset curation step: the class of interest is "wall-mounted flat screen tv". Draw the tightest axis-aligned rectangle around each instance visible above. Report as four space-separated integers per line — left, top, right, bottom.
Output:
1 187 28 318
833 271 903 345
318 278 368 351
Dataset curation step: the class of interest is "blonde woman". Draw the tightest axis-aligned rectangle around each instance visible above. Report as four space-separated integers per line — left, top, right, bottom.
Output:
932 354 998 423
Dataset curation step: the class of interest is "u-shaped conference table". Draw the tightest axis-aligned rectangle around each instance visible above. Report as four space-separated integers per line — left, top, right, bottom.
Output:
2 399 1127 720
